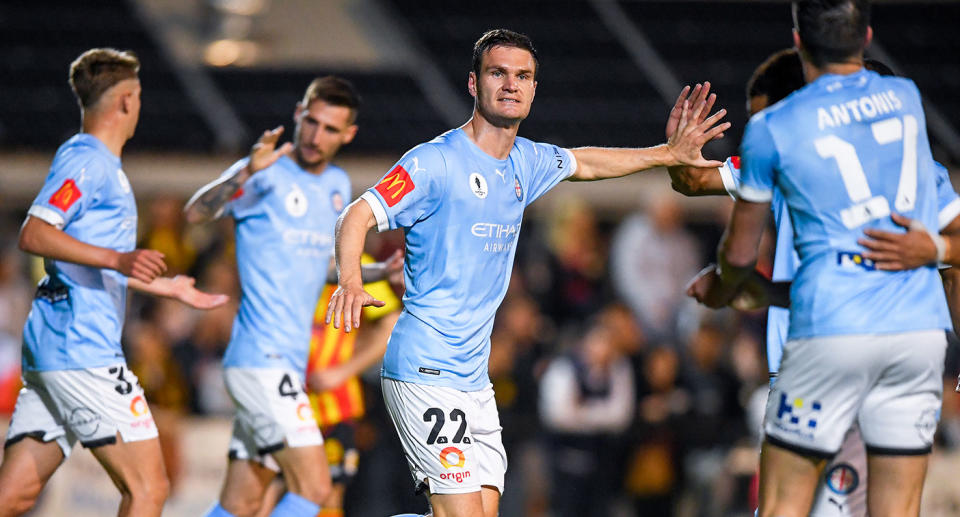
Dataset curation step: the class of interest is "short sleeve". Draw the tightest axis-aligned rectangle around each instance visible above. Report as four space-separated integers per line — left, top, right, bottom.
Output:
522 141 577 205
361 144 446 232
717 156 742 200
935 162 960 231
738 112 779 203
28 154 104 229
222 158 269 219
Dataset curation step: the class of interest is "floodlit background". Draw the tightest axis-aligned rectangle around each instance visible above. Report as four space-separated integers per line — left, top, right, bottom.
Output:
1 1 959 515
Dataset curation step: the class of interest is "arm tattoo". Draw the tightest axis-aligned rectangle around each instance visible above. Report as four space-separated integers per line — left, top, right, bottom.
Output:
185 168 249 222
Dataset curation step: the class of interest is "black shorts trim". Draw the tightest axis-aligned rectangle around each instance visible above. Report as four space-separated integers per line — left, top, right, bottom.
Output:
766 435 836 460
82 435 118 449
228 449 240 461
4 431 48 449
257 442 285 456
866 444 933 456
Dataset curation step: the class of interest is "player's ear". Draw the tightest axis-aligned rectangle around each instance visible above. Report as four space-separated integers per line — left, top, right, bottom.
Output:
343 124 358 145
293 102 305 123
468 72 478 99
864 26 873 49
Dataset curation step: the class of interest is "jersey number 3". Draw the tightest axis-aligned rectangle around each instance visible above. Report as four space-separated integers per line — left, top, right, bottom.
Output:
815 115 918 229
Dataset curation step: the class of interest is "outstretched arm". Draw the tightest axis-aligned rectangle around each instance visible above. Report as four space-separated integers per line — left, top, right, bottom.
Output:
325 199 386 332
569 97 730 181
184 126 293 224
324 249 404 284
859 213 960 269
128 275 229 309
19 216 167 283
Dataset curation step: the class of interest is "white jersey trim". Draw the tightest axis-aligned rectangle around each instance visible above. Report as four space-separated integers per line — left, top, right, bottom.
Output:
718 160 738 200
737 184 773 203
28 205 66 230
361 191 390 233
939 198 960 231
563 148 578 178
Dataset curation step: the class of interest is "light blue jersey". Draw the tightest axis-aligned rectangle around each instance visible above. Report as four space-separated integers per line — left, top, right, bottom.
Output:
362 128 576 391
723 154 958 378
738 69 950 339
22 134 137 371
221 156 350 373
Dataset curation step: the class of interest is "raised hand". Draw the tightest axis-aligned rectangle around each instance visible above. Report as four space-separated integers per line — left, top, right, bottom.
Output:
117 249 167 283
667 98 730 169
250 126 294 174
325 284 386 333
666 82 716 140
168 275 230 309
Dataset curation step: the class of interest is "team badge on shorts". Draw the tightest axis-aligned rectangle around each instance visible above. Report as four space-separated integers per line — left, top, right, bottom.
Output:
915 408 938 444
514 174 523 202
773 392 822 441
825 463 859 495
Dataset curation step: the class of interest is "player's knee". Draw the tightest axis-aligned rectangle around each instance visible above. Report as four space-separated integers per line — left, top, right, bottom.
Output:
291 474 331 505
128 473 169 509
221 489 265 517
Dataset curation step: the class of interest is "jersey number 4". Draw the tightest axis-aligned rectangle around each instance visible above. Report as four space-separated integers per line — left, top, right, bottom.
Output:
815 115 918 229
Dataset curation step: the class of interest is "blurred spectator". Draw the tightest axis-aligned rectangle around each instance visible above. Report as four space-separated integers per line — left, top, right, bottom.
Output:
534 197 610 326
140 196 197 275
627 346 690 516
539 315 634 517
611 195 700 341
0 241 31 414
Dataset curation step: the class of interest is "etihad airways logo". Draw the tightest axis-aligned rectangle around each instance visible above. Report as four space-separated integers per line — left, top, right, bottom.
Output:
471 222 519 239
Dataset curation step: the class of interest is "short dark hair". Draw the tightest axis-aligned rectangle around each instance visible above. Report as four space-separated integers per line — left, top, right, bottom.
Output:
864 57 895 77
302 76 361 122
69 48 140 109
472 29 539 79
792 0 871 67
747 48 806 106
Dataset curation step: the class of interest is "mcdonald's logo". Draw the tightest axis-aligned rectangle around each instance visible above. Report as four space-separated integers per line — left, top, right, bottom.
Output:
49 179 82 212
375 165 415 207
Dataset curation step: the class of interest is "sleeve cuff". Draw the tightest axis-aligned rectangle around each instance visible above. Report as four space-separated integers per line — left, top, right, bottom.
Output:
717 161 738 200
28 205 66 229
360 191 390 233
737 184 773 203
939 198 960 231
563 148 578 178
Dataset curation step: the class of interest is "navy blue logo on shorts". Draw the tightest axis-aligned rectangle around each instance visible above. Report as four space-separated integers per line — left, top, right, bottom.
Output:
825 463 859 495
772 392 823 441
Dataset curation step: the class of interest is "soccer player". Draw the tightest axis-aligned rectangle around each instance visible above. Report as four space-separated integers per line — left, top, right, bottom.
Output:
0 48 228 517
185 76 399 517
257 254 402 517
326 28 729 517
677 51 960 517
691 1 950 515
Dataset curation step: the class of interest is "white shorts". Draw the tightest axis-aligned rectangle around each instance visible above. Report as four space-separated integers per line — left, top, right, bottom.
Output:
810 424 868 517
223 368 323 469
4 365 157 457
764 330 945 457
381 378 507 495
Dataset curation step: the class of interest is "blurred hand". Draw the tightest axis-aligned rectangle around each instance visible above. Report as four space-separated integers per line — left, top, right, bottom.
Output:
117 249 167 283
858 213 938 270
250 126 294 174
308 366 350 393
169 275 230 309
729 271 772 311
384 249 405 293
666 82 716 140
325 284 385 332
686 264 735 309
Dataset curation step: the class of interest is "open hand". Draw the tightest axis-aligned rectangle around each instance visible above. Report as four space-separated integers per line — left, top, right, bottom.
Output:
325 284 385 332
169 275 230 309
686 264 735 309
667 98 730 169
666 82 716 140
250 126 294 174
858 213 938 270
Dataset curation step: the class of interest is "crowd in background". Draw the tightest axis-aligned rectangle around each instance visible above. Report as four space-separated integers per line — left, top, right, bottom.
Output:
1 190 959 517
